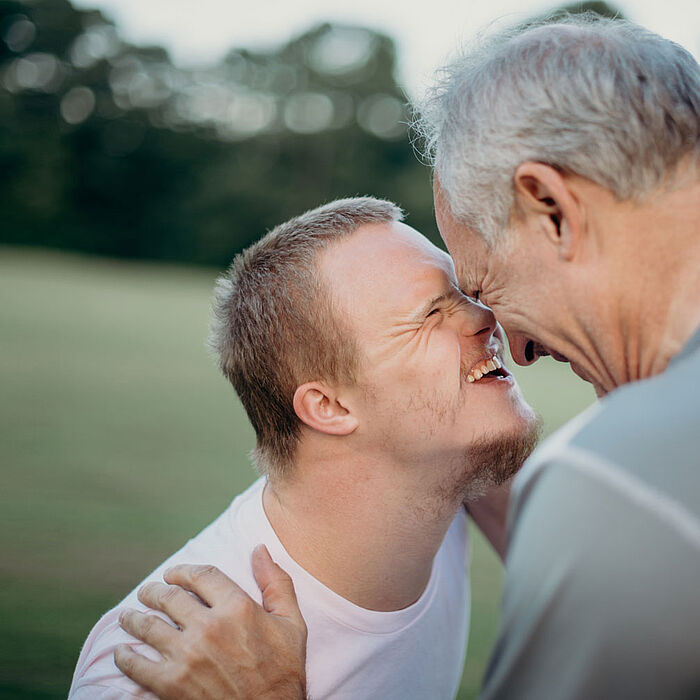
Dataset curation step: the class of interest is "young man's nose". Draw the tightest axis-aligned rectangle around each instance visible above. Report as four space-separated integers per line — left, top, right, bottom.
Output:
457 300 497 341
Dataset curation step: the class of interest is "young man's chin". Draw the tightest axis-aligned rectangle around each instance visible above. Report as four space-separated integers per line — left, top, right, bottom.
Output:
462 415 542 500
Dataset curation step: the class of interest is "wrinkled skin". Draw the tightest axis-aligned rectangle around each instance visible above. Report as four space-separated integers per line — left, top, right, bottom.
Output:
115 546 307 700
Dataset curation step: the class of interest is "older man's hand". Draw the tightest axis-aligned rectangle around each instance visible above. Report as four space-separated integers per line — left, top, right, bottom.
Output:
114 545 307 700
465 481 512 560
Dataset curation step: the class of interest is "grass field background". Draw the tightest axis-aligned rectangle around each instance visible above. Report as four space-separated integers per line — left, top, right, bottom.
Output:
0 247 594 699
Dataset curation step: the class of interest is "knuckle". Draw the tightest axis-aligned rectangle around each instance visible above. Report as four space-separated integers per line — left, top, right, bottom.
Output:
138 582 157 603
268 579 292 602
114 646 133 673
142 613 156 633
200 616 225 643
192 564 217 582
231 594 255 619
161 584 179 605
277 568 294 585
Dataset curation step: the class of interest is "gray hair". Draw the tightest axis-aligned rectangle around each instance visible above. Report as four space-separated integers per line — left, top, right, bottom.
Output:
415 14 700 243
209 196 403 480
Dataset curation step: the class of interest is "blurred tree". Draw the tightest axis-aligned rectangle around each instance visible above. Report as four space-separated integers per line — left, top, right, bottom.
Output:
0 0 626 266
0 0 437 265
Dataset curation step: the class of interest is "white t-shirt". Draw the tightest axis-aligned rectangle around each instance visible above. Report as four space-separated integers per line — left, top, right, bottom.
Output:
70 477 471 699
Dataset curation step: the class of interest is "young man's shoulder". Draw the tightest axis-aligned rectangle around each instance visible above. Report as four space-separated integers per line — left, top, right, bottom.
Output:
68 477 267 699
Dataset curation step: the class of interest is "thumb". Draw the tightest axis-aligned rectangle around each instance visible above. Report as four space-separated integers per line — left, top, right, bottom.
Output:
252 544 304 624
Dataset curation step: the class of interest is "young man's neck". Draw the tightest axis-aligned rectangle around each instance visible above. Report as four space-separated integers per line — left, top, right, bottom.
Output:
261 444 465 612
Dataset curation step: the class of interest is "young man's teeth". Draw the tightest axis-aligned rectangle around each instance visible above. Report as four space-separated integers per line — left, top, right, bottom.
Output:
468 355 503 383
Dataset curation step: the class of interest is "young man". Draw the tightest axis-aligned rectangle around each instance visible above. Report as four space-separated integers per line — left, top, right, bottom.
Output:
70 197 538 698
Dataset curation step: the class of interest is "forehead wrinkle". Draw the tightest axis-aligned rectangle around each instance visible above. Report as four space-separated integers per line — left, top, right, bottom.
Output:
454 257 476 291
320 224 462 340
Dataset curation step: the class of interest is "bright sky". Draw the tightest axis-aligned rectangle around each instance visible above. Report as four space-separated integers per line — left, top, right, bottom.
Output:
71 0 700 98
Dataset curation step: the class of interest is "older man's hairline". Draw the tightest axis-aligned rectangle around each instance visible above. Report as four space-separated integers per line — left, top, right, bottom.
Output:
414 12 700 243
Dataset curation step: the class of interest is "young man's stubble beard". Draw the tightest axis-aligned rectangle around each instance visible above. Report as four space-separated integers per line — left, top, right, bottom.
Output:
458 419 541 501
364 364 541 520
431 362 542 511
409 412 541 524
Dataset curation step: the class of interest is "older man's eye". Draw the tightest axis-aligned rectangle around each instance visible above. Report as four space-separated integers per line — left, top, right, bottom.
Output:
427 307 441 317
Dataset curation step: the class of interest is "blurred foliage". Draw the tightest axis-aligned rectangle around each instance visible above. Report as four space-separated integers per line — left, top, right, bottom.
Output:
0 0 438 264
1 0 622 267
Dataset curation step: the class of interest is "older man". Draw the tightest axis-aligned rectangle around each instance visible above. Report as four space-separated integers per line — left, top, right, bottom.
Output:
71 197 537 699
115 15 700 700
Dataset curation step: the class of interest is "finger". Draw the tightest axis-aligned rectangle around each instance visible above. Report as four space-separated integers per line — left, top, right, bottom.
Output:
119 609 178 651
137 581 205 628
163 564 249 609
252 544 304 625
114 644 162 695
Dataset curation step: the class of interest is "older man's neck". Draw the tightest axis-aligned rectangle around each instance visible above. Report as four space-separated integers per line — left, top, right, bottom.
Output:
639 173 700 378
261 445 463 612
605 170 700 385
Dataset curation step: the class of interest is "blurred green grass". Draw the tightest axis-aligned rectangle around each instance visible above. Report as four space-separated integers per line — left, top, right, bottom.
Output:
0 247 594 700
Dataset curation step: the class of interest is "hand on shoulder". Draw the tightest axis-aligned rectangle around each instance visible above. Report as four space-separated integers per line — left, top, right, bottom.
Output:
114 545 308 700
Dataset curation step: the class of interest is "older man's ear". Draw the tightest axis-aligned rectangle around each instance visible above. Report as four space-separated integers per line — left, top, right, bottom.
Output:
293 382 359 436
513 162 585 262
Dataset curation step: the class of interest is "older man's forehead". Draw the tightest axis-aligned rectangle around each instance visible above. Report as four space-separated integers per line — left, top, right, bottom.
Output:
452 244 489 288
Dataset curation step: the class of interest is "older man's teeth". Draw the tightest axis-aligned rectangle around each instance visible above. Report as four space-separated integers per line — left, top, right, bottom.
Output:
467 374 475 383
486 359 497 372
493 357 502 369
473 369 483 380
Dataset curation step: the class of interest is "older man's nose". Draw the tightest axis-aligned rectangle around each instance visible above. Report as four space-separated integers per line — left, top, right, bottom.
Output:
508 334 540 366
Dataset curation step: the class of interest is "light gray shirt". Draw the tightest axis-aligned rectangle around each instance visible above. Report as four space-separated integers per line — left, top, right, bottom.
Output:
482 325 700 700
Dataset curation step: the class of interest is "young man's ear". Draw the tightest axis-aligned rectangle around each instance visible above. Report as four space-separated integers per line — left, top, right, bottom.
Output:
292 382 358 436
513 162 582 261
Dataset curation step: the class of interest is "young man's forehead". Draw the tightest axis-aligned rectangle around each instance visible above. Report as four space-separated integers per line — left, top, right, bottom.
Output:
323 220 453 276
321 221 459 322
375 222 456 277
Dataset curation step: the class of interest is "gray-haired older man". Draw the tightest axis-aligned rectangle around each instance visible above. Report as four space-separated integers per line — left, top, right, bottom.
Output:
114 15 700 700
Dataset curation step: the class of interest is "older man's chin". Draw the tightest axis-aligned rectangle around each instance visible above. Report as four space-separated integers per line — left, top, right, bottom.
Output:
461 414 542 502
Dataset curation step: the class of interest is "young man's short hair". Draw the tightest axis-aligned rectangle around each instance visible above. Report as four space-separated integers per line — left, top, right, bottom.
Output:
210 197 403 479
